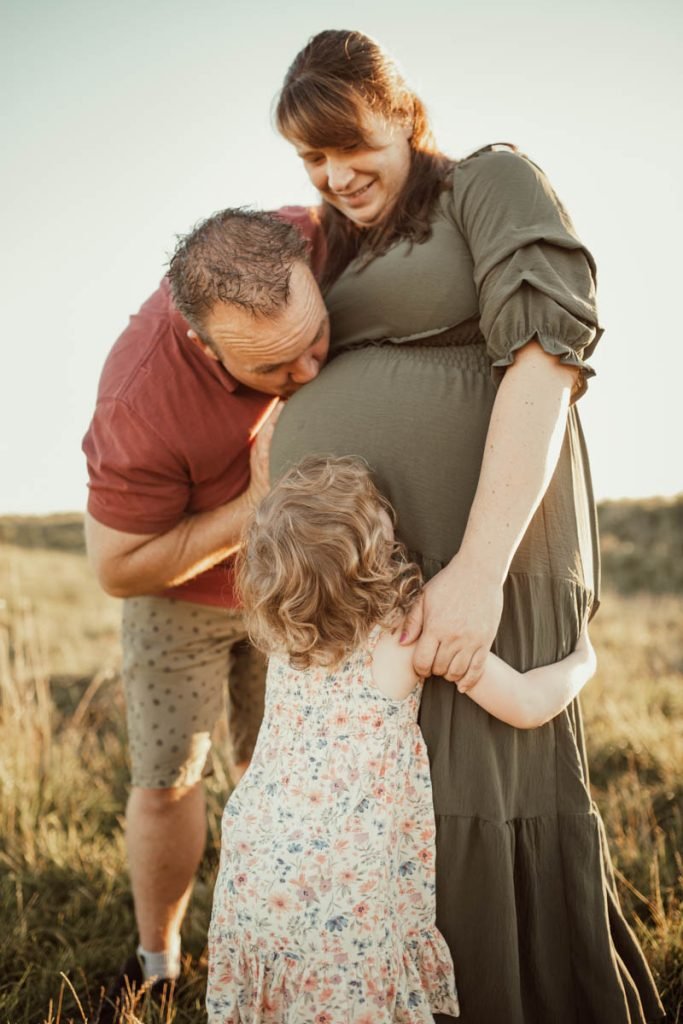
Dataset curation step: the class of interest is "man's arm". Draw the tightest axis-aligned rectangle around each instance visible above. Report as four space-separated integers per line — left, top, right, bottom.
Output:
86 403 279 598
403 340 578 685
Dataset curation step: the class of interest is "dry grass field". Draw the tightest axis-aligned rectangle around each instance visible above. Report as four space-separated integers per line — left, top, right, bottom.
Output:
0 503 681 1023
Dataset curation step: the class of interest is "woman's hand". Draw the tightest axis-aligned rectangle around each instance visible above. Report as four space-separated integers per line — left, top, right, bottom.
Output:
401 342 576 690
401 554 503 690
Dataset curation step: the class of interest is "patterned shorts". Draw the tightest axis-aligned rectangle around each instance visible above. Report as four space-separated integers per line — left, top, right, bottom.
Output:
121 596 266 788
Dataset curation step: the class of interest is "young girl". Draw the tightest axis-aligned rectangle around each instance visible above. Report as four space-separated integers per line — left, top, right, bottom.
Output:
207 456 596 1024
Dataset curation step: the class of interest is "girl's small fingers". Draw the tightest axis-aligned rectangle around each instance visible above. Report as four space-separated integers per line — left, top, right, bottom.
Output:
433 643 461 680
443 649 472 684
456 650 486 692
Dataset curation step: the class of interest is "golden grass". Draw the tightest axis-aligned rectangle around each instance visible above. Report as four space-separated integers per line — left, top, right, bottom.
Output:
0 542 681 1022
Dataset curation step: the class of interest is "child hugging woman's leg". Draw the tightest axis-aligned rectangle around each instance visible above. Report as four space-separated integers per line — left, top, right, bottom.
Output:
206 456 595 1024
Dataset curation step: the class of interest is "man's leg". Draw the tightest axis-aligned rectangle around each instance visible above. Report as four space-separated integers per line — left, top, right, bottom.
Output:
225 637 267 783
126 782 206 955
118 597 238 981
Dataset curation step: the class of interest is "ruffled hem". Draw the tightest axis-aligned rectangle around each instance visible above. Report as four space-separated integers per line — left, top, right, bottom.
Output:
207 927 459 1023
427 808 664 1023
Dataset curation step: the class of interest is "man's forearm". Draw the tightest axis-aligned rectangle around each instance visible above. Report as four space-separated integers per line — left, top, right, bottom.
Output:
457 341 577 584
87 491 254 598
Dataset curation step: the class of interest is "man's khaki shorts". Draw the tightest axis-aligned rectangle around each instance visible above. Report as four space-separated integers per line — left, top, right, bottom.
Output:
121 596 266 789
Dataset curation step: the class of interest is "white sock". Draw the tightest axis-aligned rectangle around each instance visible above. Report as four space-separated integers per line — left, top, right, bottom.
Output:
136 938 181 981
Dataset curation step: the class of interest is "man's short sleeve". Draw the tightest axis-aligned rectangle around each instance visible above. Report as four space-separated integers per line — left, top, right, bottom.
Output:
83 398 190 535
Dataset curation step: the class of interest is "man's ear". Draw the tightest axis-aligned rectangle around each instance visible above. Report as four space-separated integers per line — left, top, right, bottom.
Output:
188 329 219 362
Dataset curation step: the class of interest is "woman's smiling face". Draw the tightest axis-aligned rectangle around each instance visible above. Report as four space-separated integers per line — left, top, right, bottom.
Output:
292 109 412 228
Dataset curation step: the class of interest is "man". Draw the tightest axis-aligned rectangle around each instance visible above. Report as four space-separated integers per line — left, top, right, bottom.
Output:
83 207 328 1011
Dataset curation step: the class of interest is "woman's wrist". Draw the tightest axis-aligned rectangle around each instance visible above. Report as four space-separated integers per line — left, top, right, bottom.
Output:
450 540 508 588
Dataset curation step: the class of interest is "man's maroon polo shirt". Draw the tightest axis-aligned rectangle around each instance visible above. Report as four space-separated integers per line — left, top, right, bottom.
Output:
82 206 322 607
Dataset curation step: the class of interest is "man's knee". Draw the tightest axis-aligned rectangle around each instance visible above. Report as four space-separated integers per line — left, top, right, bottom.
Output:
127 782 203 818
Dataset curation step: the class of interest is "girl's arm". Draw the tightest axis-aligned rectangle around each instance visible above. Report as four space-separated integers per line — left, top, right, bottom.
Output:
466 631 596 729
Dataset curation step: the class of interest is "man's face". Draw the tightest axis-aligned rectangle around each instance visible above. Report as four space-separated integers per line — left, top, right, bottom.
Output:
196 262 330 398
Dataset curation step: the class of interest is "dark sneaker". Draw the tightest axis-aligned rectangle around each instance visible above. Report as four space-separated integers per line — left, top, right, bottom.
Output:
96 952 177 1024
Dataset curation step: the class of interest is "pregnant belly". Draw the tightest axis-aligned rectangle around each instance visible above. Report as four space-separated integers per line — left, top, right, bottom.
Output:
270 343 496 571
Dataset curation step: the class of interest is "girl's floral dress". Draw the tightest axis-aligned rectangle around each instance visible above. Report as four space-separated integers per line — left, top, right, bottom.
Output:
207 627 459 1023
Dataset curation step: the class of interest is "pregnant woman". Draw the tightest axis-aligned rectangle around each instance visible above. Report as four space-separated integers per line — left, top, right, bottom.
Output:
267 29 663 1024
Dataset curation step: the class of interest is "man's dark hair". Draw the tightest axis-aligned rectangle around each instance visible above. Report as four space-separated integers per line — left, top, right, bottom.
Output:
168 208 308 334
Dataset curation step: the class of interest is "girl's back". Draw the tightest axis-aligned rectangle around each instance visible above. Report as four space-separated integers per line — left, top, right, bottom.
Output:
207 627 459 1023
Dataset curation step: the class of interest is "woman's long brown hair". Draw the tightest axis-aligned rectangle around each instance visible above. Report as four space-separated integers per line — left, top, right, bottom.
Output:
276 30 454 289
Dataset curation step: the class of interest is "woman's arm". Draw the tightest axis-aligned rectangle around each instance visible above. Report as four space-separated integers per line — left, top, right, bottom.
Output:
469 631 596 729
403 339 577 687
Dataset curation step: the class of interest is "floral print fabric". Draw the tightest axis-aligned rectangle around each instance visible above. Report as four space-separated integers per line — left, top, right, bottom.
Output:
207 629 459 1022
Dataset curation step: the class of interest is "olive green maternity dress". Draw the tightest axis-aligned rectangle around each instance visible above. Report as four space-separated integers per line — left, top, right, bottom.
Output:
270 149 664 1023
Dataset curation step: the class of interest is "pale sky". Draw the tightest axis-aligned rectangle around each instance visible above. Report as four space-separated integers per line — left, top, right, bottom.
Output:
2 0 682 513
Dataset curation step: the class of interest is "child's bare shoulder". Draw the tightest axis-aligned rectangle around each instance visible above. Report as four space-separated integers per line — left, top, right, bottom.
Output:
370 628 421 701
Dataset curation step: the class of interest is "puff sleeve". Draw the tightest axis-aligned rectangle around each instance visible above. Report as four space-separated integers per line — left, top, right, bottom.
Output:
450 149 603 399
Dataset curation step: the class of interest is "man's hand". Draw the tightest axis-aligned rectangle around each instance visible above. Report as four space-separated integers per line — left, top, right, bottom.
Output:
245 401 283 507
401 555 503 691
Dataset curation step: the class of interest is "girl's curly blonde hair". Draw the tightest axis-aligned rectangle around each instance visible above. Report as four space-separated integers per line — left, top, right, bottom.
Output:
236 455 423 670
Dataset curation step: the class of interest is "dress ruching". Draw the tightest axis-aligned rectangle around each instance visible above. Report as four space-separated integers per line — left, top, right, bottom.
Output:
449 150 603 398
